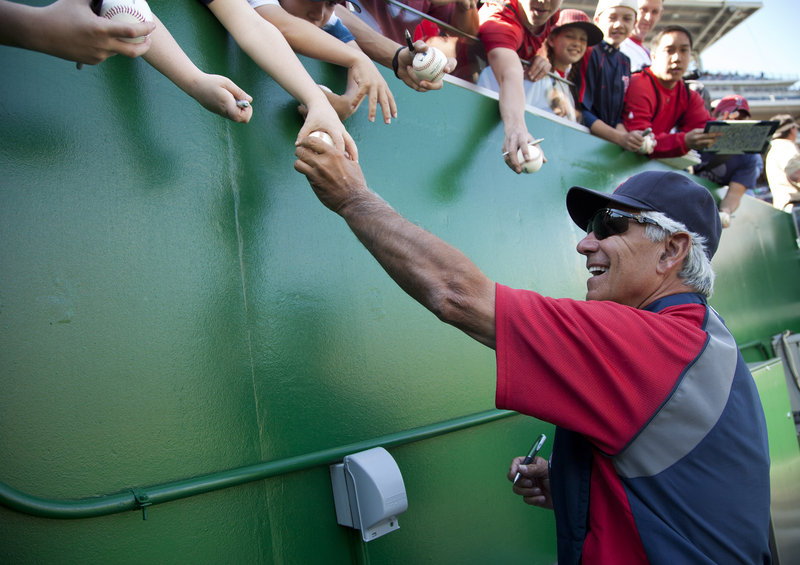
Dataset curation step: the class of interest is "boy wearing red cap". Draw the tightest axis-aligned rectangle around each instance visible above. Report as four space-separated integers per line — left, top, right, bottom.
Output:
479 9 602 122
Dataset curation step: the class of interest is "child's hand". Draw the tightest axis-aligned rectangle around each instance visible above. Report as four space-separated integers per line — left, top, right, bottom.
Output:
298 103 358 162
192 74 253 124
347 54 397 124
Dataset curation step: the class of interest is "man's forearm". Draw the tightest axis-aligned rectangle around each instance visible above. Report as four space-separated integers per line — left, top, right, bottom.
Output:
335 189 496 347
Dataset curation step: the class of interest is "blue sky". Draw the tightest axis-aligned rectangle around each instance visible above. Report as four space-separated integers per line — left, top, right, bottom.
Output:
700 0 799 80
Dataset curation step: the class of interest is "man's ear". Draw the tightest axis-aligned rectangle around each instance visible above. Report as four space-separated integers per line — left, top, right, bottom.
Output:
657 232 692 274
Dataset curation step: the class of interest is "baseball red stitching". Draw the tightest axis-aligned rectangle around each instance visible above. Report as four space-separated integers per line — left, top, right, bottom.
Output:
103 5 147 23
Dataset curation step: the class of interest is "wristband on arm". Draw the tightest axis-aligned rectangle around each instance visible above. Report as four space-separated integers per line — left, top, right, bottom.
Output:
392 46 405 78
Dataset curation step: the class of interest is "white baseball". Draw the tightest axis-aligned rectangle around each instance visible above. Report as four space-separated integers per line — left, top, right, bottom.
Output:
309 130 334 146
99 0 154 44
516 143 544 173
637 134 656 155
412 47 448 83
719 210 731 228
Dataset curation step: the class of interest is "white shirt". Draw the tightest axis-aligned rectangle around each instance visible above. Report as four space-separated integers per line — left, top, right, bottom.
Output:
247 0 342 28
620 37 651 72
477 66 578 122
766 138 800 211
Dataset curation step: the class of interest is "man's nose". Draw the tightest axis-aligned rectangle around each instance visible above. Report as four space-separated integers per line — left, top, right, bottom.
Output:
577 232 598 255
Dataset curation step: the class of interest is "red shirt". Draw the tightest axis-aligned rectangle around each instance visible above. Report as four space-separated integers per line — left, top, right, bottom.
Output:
358 0 455 43
622 67 710 158
478 1 559 60
495 285 709 564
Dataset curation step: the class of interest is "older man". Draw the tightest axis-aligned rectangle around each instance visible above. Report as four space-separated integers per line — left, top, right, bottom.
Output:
619 0 663 71
294 134 772 564
622 24 718 158
477 0 562 173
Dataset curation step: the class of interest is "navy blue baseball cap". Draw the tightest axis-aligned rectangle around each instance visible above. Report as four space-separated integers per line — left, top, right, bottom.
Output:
566 171 722 259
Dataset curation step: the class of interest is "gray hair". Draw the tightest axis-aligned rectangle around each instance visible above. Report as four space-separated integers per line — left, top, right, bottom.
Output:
639 210 716 297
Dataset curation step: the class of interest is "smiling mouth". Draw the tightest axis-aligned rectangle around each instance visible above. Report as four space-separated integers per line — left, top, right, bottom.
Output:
589 266 608 276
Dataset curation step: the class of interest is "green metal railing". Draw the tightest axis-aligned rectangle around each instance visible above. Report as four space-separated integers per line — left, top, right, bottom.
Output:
0 409 515 520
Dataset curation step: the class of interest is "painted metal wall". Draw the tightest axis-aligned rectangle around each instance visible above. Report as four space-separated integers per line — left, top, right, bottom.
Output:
2 2 799 563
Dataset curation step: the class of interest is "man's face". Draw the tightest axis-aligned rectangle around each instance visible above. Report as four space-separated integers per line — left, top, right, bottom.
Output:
281 0 336 27
594 7 636 48
577 212 665 307
634 0 663 40
650 31 692 87
522 0 562 28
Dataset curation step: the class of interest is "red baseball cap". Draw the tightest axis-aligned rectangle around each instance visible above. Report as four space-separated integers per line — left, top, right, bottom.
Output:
553 9 604 46
713 95 750 118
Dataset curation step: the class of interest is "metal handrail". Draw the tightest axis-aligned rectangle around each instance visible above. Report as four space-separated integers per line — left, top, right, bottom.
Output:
0 409 515 520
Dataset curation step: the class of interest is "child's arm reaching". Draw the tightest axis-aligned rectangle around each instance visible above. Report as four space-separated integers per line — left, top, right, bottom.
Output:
143 14 253 123
205 0 357 160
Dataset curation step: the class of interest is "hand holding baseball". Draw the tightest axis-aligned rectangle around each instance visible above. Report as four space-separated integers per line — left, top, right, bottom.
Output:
296 100 359 163
295 135 368 214
397 42 457 92
503 127 546 174
412 45 448 83
98 0 154 44
0 0 155 64
516 142 544 173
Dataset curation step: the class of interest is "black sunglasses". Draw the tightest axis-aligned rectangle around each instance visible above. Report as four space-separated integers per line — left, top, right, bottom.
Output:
586 208 660 240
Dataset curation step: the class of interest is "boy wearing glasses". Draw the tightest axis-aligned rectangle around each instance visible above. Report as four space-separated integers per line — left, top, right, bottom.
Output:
294 131 772 564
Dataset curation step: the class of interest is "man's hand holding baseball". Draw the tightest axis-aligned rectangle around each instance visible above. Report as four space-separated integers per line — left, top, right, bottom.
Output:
294 135 367 214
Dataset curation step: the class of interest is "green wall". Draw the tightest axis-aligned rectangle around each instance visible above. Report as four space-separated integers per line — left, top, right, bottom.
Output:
1 2 799 563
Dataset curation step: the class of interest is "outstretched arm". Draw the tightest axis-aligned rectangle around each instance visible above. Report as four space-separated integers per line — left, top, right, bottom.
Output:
0 0 154 64
588 121 645 152
206 0 357 159
294 136 496 348
487 47 544 173
333 6 456 93
143 15 253 123
253 3 396 124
